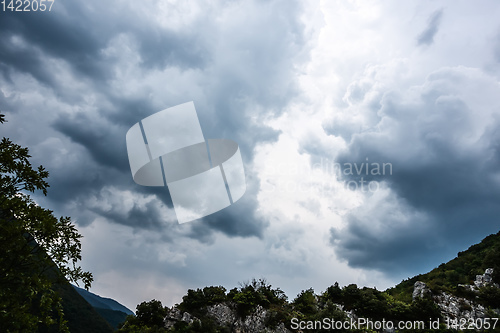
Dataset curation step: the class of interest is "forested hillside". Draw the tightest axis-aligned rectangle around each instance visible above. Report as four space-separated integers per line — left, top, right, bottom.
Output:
117 232 500 332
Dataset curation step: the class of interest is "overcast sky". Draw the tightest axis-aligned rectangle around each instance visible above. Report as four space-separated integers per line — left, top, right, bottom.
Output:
2 0 500 311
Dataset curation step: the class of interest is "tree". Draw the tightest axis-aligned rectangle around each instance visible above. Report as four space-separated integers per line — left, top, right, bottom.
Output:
227 279 287 317
118 300 168 333
0 114 93 332
324 282 342 303
136 300 168 328
292 288 317 315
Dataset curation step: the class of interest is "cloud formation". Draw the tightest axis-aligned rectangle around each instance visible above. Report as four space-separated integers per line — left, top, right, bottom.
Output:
417 9 443 46
2 0 500 311
0 0 308 240
329 65 500 274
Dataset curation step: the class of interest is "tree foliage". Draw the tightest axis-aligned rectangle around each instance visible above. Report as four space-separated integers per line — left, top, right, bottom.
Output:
227 278 288 317
0 114 93 332
117 300 168 333
292 288 317 315
136 299 168 328
179 286 227 315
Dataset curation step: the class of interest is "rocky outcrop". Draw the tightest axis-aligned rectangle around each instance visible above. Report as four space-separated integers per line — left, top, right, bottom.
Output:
412 269 498 330
164 269 499 332
205 303 237 327
163 303 291 333
434 292 486 321
474 268 499 289
163 307 199 330
230 305 290 333
412 281 431 300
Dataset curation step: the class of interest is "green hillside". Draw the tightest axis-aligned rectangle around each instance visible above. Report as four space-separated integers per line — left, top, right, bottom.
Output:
118 231 500 332
387 230 500 303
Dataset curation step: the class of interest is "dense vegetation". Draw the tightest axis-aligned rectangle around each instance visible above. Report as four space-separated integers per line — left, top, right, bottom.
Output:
117 279 443 332
118 232 500 333
118 299 169 332
387 230 500 302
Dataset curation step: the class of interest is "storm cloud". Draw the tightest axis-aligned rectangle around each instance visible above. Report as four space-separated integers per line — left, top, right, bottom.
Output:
2 0 500 311
0 0 307 239
328 66 500 275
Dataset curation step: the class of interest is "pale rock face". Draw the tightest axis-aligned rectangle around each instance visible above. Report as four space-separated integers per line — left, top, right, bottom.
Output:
474 268 497 288
208 304 291 333
205 303 236 327
164 303 291 333
434 292 486 323
412 281 431 300
164 307 198 329
412 268 498 330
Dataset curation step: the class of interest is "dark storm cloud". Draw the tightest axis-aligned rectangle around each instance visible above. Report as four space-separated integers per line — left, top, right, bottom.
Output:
0 1 211 92
329 212 437 273
327 67 500 275
0 0 308 241
0 8 109 83
104 97 159 128
204 191 267 239
135 28 210 71
53 114 130 172
95 197 173 231
0 39 54 87
417 9 443 46
194 0 306 159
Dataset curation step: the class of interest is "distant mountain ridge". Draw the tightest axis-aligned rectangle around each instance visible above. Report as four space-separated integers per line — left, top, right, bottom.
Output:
53 282 114 333
73 285 134 315
73 285 134 329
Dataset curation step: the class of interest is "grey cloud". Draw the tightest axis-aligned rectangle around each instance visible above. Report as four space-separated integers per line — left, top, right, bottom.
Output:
0 40 54 87
104 97 158 128
95 197 174 231
53 114 130 172
204 198 267 239
494 30 500 64
0 9 109 83
417 9 443 46
0 1 211 94
0 0 308 242
135 29 210 71
329 203 437 274
328 67 500 276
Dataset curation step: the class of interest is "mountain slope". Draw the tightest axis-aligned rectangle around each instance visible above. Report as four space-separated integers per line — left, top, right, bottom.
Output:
387 230 500 302
74 285 134 329
74 285 134 315
53 282 114 333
